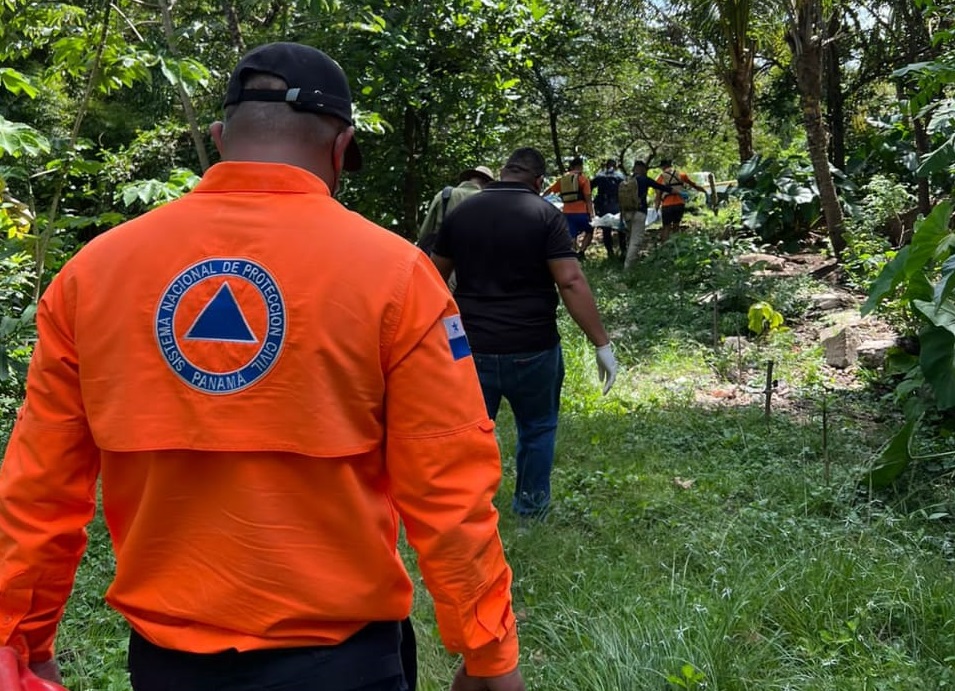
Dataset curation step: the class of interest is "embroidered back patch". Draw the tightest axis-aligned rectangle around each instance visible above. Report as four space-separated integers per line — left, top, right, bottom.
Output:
155 258 287 394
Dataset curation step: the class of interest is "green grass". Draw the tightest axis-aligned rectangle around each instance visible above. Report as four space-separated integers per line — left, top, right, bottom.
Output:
8 236 955 689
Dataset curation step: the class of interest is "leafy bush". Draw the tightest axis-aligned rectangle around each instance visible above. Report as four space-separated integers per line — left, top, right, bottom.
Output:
735 149 858 246
843 175 917 291
866 200 955 397
0 248 36 419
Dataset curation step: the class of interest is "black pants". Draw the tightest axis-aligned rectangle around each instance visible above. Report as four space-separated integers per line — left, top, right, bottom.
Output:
601 227 627 256
128 620 417 691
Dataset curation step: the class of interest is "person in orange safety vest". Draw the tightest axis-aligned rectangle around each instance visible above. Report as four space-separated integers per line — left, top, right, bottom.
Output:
0 42 525 691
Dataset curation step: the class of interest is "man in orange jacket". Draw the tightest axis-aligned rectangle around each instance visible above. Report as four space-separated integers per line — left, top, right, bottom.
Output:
653 158 707 243
0 42 524 691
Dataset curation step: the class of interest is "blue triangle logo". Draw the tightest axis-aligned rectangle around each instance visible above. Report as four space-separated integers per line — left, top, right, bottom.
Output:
184 283 258 343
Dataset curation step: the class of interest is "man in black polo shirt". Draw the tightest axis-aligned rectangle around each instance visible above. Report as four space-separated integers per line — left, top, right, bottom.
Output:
431 147 618 518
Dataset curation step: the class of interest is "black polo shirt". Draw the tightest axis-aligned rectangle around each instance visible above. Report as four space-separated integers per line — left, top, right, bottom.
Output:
434 181 577 354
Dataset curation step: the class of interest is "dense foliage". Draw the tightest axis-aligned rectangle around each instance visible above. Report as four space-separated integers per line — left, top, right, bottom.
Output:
1 0 952 455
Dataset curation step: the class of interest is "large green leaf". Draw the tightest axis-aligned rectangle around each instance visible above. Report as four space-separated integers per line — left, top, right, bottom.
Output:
736 155 762 185
927 99 955 135
0 115 50 158
934 254 955 304
861 246 909 316
863 417 918 489
905 200 954 275
914 299 955 335
0 67 38 98
920 325 955 409
917 136 955 176
901 270 935 304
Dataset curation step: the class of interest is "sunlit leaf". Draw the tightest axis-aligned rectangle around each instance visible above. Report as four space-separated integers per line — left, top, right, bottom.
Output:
0 115 50 158
861 246 908 316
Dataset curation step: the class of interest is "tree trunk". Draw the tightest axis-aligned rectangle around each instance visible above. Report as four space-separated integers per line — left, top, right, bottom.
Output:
158 0 211 172
401 105 423 240
787 0 845 258
913 116 933 215
221 0 245 52
803 100 844 255
533 65 563 173
896 0 935 215
726 44 755 163
549 109 563 174
824 13 845 171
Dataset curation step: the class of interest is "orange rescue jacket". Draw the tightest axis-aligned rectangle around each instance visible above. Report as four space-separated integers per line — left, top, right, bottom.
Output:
0 162 518 676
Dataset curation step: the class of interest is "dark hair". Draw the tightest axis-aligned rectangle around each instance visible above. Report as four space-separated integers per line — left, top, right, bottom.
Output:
569 156 584 168
659 158 673 167
503 147 547 177
633 160 647 169
605 159 617 167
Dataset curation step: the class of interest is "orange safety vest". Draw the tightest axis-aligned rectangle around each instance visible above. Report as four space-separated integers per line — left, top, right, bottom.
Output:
546 172 591 215
0 162 518 676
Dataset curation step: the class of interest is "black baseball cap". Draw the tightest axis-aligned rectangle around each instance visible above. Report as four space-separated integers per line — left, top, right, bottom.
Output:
224 42 362 171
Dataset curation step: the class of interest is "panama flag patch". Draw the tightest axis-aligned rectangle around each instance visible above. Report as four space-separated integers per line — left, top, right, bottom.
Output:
443 314 471 360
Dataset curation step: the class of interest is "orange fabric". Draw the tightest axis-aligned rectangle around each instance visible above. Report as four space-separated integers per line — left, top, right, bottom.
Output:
657 170 692 207
0 162 518 676
545 173 591 214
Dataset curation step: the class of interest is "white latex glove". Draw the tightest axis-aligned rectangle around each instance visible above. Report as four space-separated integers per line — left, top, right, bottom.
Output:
595 343 618 395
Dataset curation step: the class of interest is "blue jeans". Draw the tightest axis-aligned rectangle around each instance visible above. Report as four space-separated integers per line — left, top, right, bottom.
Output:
473 345 564 516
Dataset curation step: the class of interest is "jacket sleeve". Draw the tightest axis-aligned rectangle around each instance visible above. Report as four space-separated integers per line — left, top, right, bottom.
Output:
0 268 100 664
383 255 518 677
417 195 440 241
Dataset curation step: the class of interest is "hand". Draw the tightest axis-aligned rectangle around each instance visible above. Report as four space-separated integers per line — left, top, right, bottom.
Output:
450 664 526 691
595 343 618 395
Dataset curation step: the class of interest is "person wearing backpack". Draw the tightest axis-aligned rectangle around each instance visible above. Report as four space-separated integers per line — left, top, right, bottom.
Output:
432 147 618 520
653 159 707 243
417 165 495 256
544 156 594 259
590 159 627 260
619 160 673 269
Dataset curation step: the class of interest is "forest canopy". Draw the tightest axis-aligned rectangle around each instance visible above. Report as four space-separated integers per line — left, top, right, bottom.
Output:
2 0 951 245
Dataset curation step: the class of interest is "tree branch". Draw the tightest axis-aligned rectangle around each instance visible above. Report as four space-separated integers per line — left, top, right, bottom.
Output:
157 0 211 172
34 1 113 301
